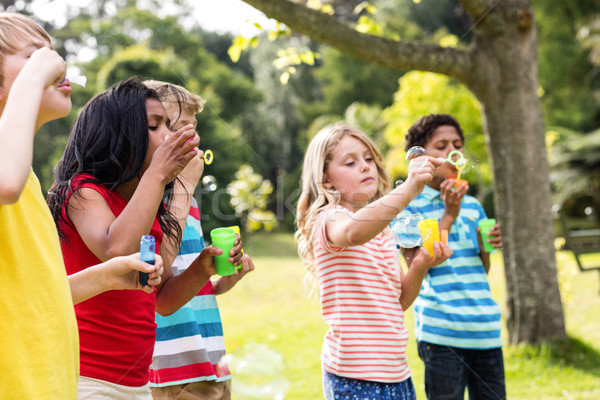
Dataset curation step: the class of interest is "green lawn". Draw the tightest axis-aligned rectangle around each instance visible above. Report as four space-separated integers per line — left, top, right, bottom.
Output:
218 233 600 400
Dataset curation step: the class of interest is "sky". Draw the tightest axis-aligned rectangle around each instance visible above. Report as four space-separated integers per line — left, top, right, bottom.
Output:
30 0 273 36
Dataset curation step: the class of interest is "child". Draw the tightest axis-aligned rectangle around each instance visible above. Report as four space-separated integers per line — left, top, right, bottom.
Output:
47 78 246 399
295 122 452 400
0 13 162 400
400 113 505 400
144 80 255 400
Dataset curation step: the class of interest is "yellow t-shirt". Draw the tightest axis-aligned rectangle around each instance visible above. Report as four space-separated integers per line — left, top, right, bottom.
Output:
0 171 78 399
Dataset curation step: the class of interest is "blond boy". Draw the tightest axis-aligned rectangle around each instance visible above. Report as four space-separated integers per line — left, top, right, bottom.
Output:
144 80 254 400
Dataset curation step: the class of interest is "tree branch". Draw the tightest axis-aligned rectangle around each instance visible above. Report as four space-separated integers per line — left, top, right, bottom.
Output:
458 0 501 20
241 0 473 85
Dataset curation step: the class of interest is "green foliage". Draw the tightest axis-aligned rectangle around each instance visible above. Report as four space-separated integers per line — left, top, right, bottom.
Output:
226 165 277 233
374 0 471 42
315 46 402 115
549 126 600 218
30 6 265 230
534 0 600 130
382 70 489 186
96 45 186 88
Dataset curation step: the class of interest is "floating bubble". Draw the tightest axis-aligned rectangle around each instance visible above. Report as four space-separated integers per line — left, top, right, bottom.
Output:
392 210 428 248
221 343 290 400
202 175 217 192
405 146 426 160
395 179 404 187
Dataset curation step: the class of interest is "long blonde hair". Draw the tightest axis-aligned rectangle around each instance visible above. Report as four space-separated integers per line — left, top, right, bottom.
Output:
295 122 391 281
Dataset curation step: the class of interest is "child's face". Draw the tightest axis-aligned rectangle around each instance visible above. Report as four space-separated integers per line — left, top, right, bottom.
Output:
423 125 464 181
143 97 173 170
168 107 197 132
0 40 72 125
323 135 379 212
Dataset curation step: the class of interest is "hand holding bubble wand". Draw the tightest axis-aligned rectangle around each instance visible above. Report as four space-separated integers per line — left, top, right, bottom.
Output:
406 146 469 186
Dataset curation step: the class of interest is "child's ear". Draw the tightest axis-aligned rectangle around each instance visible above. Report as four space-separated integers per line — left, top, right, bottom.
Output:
322 174 332 190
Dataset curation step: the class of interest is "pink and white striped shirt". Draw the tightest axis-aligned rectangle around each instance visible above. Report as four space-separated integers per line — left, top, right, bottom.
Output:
314 206 411 383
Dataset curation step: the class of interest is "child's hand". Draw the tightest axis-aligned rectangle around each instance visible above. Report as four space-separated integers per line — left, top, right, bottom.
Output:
478 222 503 250
106 253 164 294
413 241 453 271
24 47 67 88
149 124 199 185
228 234 245 268
177 145 204 191
188 246 219 277
440 179 468 218
406 156 442 193
214 254 256 295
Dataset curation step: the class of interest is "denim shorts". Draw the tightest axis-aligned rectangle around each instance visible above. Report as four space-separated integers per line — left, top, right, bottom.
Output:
417 341 506 400
322 371 416 400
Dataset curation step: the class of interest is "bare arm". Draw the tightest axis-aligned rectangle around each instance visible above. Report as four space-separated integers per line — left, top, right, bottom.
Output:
400 243 452 310
212 254 255 295
438 179 468 233
327 156 442 247
0 48 66 204
162 149 205 266
68 253 163 304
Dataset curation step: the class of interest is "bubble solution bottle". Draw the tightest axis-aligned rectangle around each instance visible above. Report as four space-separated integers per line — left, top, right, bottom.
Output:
139 235 155 286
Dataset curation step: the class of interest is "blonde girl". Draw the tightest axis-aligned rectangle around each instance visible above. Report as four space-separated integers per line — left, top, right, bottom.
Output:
295 122 451 400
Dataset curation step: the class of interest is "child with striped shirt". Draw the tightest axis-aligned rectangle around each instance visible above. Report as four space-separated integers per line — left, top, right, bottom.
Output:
400 114 505 400
144 80 255 400
295 122 452 400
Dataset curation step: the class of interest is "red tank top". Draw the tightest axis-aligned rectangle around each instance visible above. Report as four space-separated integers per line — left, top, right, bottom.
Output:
60 174 161 387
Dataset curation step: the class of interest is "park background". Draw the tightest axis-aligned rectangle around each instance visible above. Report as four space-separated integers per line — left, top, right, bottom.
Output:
7 0 600 398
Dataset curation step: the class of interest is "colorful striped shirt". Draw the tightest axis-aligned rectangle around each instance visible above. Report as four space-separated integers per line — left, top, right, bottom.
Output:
150 199 231 386
314 205 411 383
403 185 502 349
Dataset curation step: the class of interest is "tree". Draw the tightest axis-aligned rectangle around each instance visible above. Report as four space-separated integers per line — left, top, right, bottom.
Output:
550 127 600 223
238 0 565 344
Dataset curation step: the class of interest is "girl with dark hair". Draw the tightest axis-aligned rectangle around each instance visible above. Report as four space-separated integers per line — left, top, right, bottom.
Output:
47 78 242 399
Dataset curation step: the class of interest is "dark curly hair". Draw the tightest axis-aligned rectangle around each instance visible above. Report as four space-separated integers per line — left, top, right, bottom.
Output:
405 114 464 151
47 78 183 245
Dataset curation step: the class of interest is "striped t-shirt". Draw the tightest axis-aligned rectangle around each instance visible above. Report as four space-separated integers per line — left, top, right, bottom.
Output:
150 199 231 386
314 205 411 383
403 185 502 349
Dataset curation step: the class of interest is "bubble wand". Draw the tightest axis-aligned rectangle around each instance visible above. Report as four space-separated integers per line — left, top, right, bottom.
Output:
203 149 213 165
446 150 468 182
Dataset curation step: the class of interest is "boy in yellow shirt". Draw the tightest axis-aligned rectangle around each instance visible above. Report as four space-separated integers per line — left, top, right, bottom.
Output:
0 12 163 399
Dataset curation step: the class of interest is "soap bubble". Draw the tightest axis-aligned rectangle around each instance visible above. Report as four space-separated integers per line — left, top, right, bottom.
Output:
405 146 426 160
201 175 217 192
395 179 404 187
221 343 290 400
392 210 428 248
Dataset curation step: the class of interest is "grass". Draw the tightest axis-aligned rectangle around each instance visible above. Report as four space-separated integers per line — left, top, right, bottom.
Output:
217 232 600 399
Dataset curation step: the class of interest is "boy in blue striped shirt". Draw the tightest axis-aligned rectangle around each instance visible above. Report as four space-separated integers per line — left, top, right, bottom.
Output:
397 114 505 400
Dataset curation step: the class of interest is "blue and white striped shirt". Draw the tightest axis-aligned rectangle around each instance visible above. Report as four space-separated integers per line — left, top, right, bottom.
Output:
401 185 502 349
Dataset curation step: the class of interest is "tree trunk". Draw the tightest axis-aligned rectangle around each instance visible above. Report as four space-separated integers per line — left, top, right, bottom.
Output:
241 0 567 344
466 5 566 343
